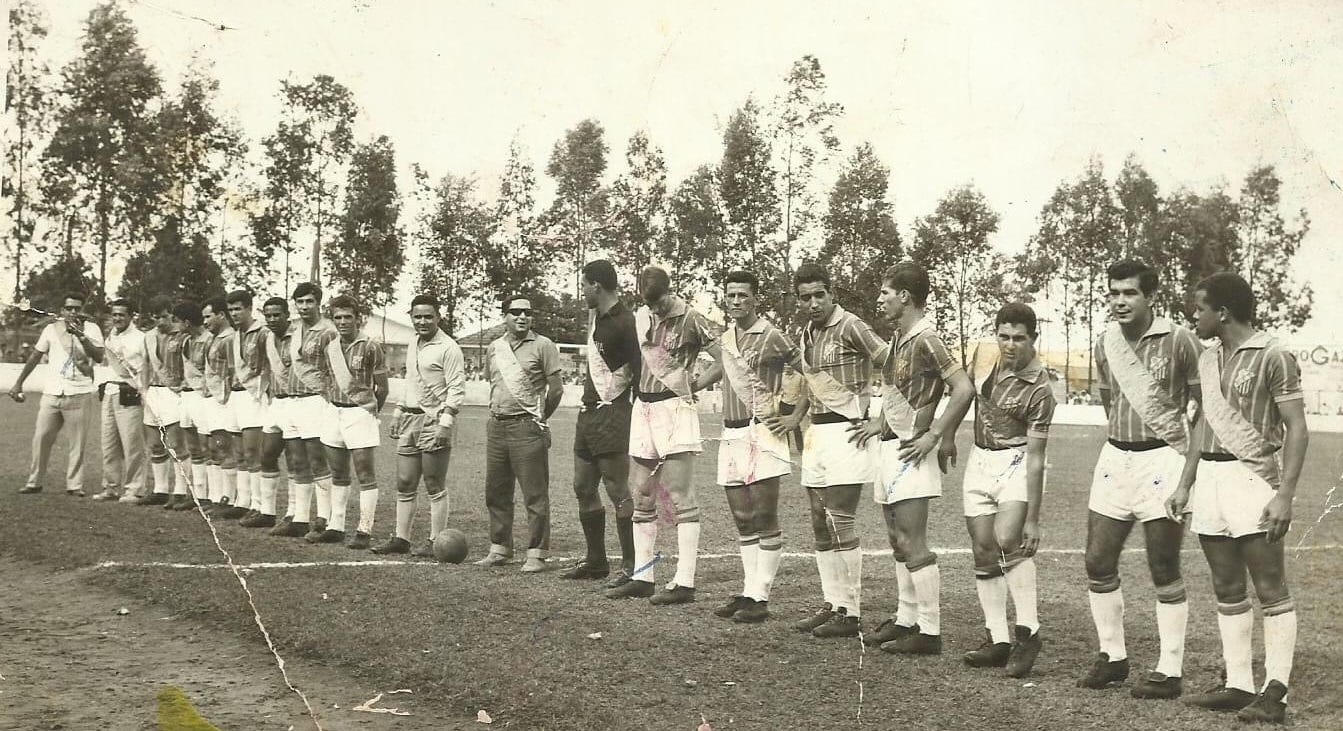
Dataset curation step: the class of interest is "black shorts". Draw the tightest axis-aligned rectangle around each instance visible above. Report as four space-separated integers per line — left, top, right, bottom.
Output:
573 400 631 461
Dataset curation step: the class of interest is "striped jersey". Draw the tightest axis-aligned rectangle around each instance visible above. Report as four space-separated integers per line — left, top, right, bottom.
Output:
971 356 1056 449
204 328 236 401
146 329 187 389
268 325 293 397
325 334 386 409
289 318 338 397
883 317 962 433
720 317 800 423
182 330 212 391
636 295 717 395
1095 317 1202 442
1196 333 1303 454
233 319 268 393
802 305 889 416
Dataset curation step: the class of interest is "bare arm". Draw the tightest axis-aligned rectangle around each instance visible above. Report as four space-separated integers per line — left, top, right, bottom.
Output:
1020 434 1048 556
543 371 563 420
10 350 44 394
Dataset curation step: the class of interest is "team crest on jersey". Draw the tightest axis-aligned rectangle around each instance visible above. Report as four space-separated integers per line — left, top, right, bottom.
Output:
1146 353 1170 381
1233 366 1255 395
895 355 911 382
999 394 1023 413
820 340 840 363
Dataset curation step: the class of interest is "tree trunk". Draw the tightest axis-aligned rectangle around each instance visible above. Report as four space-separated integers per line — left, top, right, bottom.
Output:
311 188 323 285
98 176 109 304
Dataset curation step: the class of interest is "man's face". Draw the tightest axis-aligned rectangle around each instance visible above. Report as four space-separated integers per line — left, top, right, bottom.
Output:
61 298 83 322
227 299 251 328
202 305 226 333
639 276 667 309
504 299 533 336
332 307 359 338
263 304 288 334
581 278 602 308
723 282 756 321
797 281 834 325
996 323 1035 369
410 304 440 337
169 314 189 334
294 294 319 322
110 305 132 331
1108 276 1152 326
877 283 905 324
1192 290 1221 340
155 309 172 333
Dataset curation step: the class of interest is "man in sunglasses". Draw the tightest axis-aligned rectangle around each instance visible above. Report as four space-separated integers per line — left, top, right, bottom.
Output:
474 296 563 572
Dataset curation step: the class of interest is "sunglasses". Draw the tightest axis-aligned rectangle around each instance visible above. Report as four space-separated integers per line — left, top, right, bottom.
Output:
507 308 532 316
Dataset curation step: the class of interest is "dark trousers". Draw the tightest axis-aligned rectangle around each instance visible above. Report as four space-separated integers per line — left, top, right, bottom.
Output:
485 417 551 553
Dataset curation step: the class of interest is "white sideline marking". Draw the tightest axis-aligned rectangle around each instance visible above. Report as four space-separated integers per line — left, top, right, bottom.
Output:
93 543 1343 571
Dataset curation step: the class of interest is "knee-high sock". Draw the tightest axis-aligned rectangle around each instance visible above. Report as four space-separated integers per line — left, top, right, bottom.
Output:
357 487 378 534
911 557 941 635
750 533 783 602
207 464 223 503
632 520 657 583
976 573 1010 644
314 475 332 521
1088 576 1126 660
894 559 918 627
836 547 863 618
171 459 191 496
152 461 172 495
1217 599 1255 693
222 468 237 504
236 470 253 509
291 482 313 523
395 492 417 539
258 474 278 515
428 489 449 538
816 550 840 608
1262 598 1297 691
738 533 760 596
283 478 297 518
672 521 700 588
327 483 349 532
1154 580 1188 678
1005 558 1038 633
191 462 209 500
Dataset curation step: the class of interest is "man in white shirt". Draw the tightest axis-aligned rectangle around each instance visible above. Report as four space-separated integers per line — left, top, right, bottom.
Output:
10 292 106 496
93 298 148 502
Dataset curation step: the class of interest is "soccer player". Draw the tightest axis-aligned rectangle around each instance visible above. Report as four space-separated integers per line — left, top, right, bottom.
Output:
136 297 189 505
316 294 388 550
287 283 340 541
605 266 720 605
712 270 801 624
93 298 148 503
1166 272 1307 724
261 297 311 538
372 294 465 556
1079 260 1202 698
201 298 242 516
956 303 1055 678
11 292 105 497
560 260 640 586
472 295 563 572
227 290 280 528
850 262 975 655
177 302 215 511
788 263 889 639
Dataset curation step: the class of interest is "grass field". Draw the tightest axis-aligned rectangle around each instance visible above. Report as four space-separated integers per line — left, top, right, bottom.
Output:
1 402 1341 730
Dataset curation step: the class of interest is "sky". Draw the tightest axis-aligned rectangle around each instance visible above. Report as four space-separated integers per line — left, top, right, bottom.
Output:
11 0 1343 341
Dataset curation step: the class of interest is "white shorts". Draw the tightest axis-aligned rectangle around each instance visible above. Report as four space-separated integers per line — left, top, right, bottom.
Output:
321 405 381 450
143 386 181 427
869 437 942 504
1190 458 1277 538
178 390 204 430
200 397 238 434
230 389 268 430
263 396 287 435
1089 442 1184 523
801 421 873 488
290 395 333 441
629 396 702 460
716 422 791 486
962 445 1030 517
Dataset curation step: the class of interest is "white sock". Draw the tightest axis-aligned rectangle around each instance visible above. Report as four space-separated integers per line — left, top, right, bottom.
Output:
1088 588 1127 660
816 550 839 608
428 489 448 538
752 537 783 602
357 488 378 534
837 548 862 618
673 521 701 588
152 461 172 495
222 468 237 504
395 492 416 540
207 464 223 503
170 461 189 496
894 560 918 627
191 463 209 500
1005 559 1038 634
632 521 657 583
976 575 1010 644
328 483 349 532
236 470 253 509
292 482 313 523
259 475 278 516
315 476 332 521
1155 600 1188 678
738 537 760 596
1217 602 1255 693
1262 605 1298 690
912 562 942 635
283 479 297 518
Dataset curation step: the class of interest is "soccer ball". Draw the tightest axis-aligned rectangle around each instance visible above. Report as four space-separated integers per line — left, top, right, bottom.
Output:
432 528 469 564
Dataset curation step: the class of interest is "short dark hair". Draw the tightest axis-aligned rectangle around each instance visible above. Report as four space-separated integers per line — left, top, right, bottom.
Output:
883 261 931 308
172 301 204 327
639 266 670 301
262 296 288 311
328 294 361 316
225 289 253 308
1107 260 1159 297
995 302 1039 338
723 270 759 295
1196 271 1255 323
148 295 173 315
793 262 830 292
63 292 86 306
582 259 619 292
108 298 135 314
410 294 440 310
204 298 227 318
500 294 532 313
292 281 322 303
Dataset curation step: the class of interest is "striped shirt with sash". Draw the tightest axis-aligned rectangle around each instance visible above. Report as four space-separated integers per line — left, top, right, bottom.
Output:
325 334 386 410
634 295 717 398
232 319 269 400
719 317 799 425
204 328 236 403
181 330 212 392
1195 333 1302 486
1094 317 1202 446
881 317 961 439
801 305 889 419
288 318 338 397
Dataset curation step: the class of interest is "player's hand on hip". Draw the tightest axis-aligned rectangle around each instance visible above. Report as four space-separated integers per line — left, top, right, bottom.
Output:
433 425 452 450
1020 519 1041 557
846 419 883 447
1164 486 1191 523
388 412 404 439
897 432 938 465
1260 493 1294 543
764 413 798 438
937 438 957 474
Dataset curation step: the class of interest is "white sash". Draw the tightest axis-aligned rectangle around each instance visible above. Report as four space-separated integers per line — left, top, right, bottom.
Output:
106 329 137 382
289 320 304 363
326 337 354 396
634 305 694 399
800 326 863 420
586 309 631 404
720 323 776 420
1102 323 1189 454
232 326 263 400
264 330 285 395
1198 345 1281 486
881 383 917 439
491 337 543 418
144 330 163 388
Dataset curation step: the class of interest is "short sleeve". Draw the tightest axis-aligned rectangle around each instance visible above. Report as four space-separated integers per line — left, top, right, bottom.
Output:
1266 347 1303 403
540 339 562 376
847 317 890 365
370 341 387 376
84 321 105 348
35 325 53 354
924 333 962 380
1026 386 1056 439
1176 329 1204 386
1094 339 1110 390
689 310 718 348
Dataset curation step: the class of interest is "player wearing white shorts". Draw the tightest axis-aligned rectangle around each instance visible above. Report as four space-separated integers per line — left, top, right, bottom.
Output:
226 290 280 529
1080 261 1203 698
955 303 1055 678
138 297 187 505
711 270 802 624
605 266 722 605
789 263 890 639
287 282 340 541
201 299 242 517
314 294 388 550
849 262 975 655
175 302 214 511
1166 273 1307 725
261 297 310 538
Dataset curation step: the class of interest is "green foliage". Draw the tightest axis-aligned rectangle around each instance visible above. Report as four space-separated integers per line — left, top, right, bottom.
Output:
414 167 492 336
116 220 225 313
771 54 843 278
820 142 900 330
22 254 100 315
4 0 56 300
543 119 612 294
719 98 781 309
328 135 403 311
663 165 726 299
608 131 667 285
1235 165 1313 331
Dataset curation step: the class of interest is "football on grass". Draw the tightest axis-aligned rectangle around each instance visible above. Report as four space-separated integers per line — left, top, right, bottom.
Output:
433 528 469 564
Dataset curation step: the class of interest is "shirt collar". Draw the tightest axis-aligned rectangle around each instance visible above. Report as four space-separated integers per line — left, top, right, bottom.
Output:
897 316 933 348
998 357 1046 384
418 329 446 348
505 330 537 345
1231 332 1272 353
739 316 770 335
343 332 369 347
1141 316 1173 339
658 295 688 320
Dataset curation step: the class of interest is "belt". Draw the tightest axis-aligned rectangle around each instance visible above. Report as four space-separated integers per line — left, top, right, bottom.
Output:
811 411 857 425
180 387 195 392
400 406 425 414
273 394 291 399
1109 438 1168 452
977 442 1024 452
723 417 758 429
230 386 245 392
1201 452 1238 462
491 412 532 421
636 389 679 404
332 401 360 409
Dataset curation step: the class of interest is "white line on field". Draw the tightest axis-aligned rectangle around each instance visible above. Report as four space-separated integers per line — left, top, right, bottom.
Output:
91 543 1343 571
